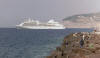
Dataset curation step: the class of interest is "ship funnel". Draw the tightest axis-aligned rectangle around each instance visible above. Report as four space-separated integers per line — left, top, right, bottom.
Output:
28 18 32 22
48 19 59 24
48 20 55 23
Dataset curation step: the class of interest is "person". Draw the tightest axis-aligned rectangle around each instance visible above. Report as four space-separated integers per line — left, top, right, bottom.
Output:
80 39 84 48
54 55 57 58
61 50 64 56
65 41 68 47
82 35 85 40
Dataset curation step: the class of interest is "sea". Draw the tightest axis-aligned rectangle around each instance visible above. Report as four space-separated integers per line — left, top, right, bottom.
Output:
0 28 93 58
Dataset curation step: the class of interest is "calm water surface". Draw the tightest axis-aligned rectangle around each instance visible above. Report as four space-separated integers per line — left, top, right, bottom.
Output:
0 28 93 58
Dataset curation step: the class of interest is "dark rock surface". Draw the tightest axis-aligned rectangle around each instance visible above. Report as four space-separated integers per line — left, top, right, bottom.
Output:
46 32 100 58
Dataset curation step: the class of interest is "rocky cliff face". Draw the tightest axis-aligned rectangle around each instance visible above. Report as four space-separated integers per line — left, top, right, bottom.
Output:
46 32 100 58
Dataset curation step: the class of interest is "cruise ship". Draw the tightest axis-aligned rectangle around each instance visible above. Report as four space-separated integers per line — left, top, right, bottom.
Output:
16 18 66 29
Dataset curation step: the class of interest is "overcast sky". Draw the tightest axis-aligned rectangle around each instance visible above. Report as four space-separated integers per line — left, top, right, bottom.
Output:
0 0 100 27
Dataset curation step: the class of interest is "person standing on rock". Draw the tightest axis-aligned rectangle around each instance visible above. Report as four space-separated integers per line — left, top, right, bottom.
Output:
80 35 85 48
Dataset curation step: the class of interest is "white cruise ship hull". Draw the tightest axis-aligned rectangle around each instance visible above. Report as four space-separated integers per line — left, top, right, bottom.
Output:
16 26 65 29
16 19 66 29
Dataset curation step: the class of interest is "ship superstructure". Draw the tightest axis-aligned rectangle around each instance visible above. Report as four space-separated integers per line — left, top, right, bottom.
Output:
16 18 65 29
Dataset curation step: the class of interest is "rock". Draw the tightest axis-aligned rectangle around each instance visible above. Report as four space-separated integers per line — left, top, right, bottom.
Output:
46 32 100 58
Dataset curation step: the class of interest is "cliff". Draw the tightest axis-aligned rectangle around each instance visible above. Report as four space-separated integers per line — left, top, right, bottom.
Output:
46 32 100 58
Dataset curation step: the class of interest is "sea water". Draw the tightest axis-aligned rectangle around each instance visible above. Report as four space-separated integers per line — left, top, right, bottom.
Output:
0 28 93 58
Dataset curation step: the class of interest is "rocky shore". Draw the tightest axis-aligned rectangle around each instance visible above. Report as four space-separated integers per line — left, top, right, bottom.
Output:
46 32 100 58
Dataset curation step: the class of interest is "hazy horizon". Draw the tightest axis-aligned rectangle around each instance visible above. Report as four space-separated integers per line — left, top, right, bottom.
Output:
0 0 100 27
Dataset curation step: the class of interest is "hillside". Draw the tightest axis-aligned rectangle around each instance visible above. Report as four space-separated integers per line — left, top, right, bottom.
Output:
63 12 100 28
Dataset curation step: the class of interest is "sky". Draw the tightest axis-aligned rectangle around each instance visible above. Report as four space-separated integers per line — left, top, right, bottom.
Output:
0 0 100 27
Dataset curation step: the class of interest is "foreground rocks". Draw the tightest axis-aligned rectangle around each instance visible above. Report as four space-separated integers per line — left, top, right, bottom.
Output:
46 32 100 58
